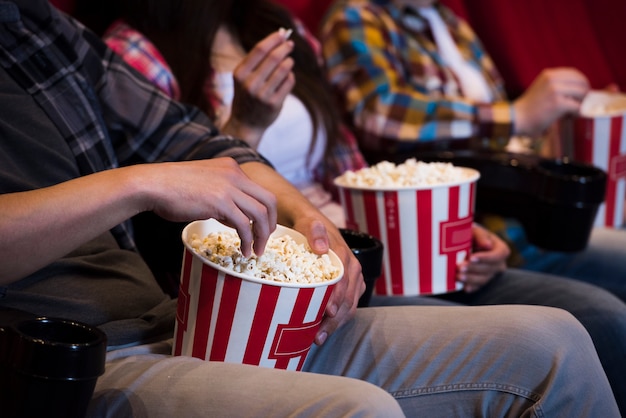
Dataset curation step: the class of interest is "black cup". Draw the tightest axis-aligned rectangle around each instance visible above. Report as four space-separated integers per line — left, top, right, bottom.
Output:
0 314 107 418
339 229 384 307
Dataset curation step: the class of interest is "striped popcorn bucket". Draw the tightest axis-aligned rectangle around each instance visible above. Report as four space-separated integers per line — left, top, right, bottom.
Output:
571 91 626 228
173 219 343 371
335 167 479 296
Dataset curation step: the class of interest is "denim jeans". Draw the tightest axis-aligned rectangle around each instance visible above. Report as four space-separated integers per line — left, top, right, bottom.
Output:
89 306 620 417
371 267 626 416
517 227 626 302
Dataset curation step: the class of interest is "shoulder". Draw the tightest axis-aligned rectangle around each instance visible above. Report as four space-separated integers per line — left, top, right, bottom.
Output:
103 20 180 99
322 0 400 34
103 20 155 57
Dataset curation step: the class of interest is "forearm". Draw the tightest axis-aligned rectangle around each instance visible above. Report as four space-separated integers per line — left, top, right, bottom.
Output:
0 167 146 284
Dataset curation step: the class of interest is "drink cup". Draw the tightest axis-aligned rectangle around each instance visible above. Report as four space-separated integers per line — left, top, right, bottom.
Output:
339 228 383 307
0 312 107 418
173 219 343 371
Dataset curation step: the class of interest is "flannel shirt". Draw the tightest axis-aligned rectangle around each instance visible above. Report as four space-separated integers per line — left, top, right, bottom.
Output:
104 20 181 100
104 18 367 198
0 0 268 250
321 0 515 150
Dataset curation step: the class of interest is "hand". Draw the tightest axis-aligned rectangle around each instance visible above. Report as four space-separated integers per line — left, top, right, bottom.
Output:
291 217 365 345
146 158 277 257
222 30 296 147
513 67 590 137
0 158 278 283
456 224 509 293
236 162 364 344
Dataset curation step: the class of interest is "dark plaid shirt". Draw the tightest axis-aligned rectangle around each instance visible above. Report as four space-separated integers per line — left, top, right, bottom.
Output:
0 0 269 250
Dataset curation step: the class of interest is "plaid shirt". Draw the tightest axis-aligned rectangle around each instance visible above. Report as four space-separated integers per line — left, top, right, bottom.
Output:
104 20 181 100
0 0 268 250
321 0 514 150
104 18 367 198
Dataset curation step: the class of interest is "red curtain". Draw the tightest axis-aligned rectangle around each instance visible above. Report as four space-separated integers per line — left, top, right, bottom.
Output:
272 0 335 34
275 0 626 96
448 0 621 97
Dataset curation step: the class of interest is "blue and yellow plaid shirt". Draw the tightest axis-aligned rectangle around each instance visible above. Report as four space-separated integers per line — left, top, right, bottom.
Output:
321 0 515 150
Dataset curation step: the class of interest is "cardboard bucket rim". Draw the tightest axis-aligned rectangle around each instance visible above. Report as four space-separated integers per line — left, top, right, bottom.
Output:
182 219 344 289
333 167 481 191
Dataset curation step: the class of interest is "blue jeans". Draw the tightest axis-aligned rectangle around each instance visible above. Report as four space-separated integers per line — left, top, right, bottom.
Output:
371 267 626 416
518 227 626 302
90 306 620 417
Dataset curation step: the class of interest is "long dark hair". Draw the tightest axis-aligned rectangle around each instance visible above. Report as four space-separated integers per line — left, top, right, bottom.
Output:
119 0 341 155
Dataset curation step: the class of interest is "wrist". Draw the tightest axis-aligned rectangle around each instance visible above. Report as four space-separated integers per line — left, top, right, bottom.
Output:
512 100 532 137
117 164 162 215
221 118 266 148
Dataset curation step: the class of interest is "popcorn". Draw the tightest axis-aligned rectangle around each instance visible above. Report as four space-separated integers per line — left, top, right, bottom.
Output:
278 27 293 40
189 231 340 284
580 91 626 117
583 103 626 117
335 158 470 188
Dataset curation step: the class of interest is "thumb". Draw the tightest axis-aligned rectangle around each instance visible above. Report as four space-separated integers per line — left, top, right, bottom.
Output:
305 220 330 254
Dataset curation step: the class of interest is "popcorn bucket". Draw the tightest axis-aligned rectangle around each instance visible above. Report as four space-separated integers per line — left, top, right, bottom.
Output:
173 219 343 371
570 91 626 228
335 167 479 296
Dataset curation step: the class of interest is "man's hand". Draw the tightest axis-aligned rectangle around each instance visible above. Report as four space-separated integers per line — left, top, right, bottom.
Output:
514 67 590 137
292 217 364 345
147 158 277 257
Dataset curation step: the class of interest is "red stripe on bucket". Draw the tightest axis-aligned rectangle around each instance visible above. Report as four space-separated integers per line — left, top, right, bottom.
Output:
174 249 194 356
342 189 359 231
208 275 242 361
417 189 433 294
363 190 382 244
605 117 623 225
470 181 477 215
243 285 280 366
191 265 220 359
273 288 314 369
296 286 334 370
446 186 460 290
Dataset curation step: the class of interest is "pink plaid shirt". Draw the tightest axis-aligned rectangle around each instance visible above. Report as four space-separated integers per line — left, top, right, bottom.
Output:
104 20 181 100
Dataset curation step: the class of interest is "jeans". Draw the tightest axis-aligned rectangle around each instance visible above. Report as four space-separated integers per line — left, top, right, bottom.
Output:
518 227 626 302
371 267 626 416
88 305 620 417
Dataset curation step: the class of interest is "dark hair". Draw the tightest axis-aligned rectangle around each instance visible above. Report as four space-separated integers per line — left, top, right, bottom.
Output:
119 0 341 155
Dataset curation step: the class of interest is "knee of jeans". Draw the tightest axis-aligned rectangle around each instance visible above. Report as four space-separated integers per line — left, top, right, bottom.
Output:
518 306 595 354
335 380 404 418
